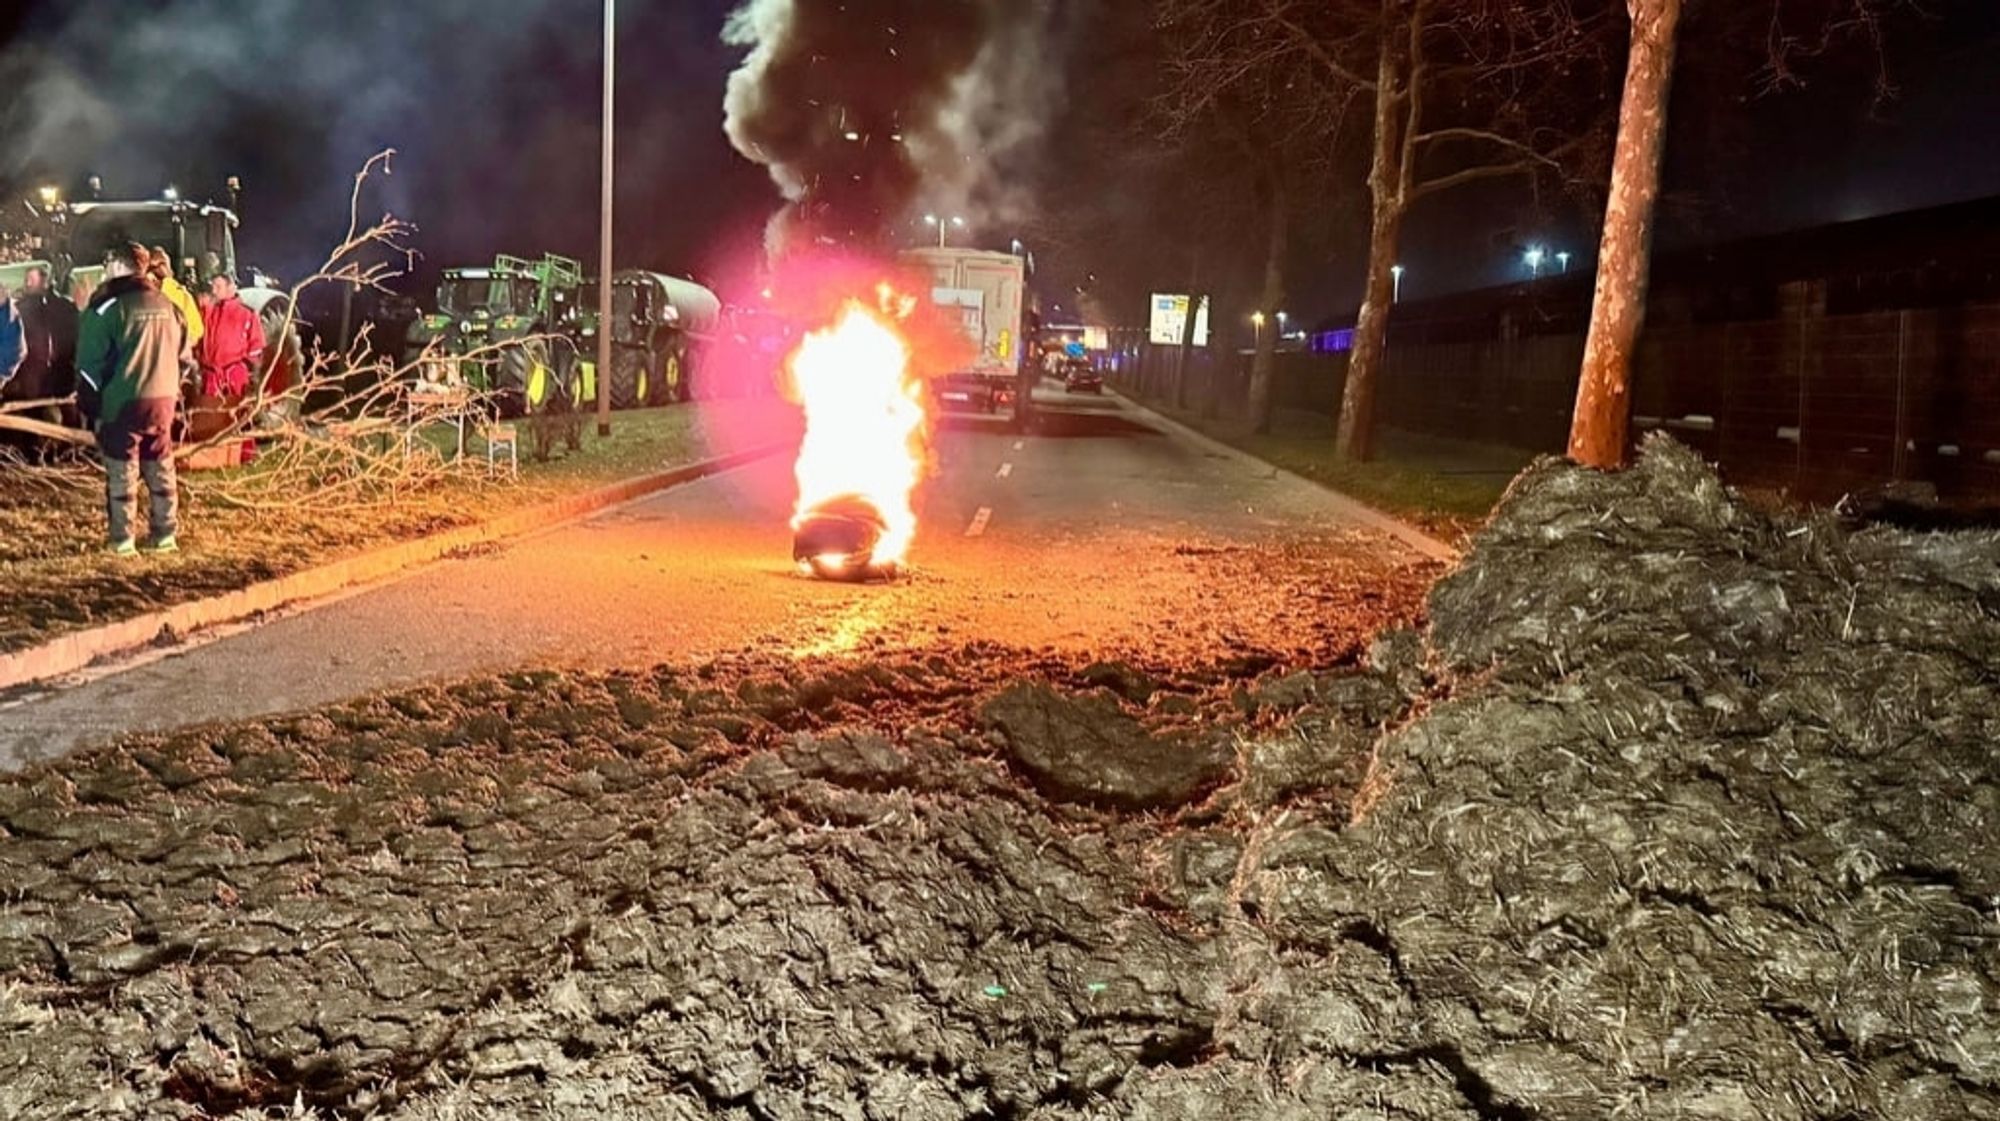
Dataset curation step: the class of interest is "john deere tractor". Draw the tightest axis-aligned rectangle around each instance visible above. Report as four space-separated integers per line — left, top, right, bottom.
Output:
582 270 721 409
7 190 303 401
406 253 585 417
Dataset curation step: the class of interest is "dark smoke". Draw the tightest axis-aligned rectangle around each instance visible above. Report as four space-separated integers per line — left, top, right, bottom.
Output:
723 0 1071 258
0 1 690 284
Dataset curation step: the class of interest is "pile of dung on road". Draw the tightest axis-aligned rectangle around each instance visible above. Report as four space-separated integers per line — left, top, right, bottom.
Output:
4 437 1999 1121
1254 434 2000 1119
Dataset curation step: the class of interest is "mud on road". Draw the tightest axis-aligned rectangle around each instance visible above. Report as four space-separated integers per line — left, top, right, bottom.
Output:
2 438 1997 1119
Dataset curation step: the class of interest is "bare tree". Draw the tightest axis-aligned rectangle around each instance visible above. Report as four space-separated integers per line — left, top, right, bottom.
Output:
1170 0 1608 459
1155 0 1359 433
1568 0 1904 468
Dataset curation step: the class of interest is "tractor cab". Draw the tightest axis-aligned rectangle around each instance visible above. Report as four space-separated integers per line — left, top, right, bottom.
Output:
61 200 240 303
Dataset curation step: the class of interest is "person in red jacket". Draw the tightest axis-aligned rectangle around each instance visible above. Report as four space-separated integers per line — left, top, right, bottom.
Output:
196 272 266 461
198 272 263 398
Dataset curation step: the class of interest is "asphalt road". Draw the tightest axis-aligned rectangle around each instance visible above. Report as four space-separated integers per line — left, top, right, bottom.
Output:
0 386 1433 767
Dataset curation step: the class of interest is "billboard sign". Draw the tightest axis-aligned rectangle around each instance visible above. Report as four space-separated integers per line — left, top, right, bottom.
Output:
1148 294 1210 346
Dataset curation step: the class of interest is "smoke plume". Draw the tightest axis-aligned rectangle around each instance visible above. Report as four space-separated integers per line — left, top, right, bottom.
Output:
0 1 615 279
722 0 1071 258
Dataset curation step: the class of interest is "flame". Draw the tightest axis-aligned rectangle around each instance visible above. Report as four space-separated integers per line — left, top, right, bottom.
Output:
787 298 928 567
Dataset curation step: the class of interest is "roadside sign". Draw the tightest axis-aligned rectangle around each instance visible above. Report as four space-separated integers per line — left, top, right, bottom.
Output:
1148 294 1210 346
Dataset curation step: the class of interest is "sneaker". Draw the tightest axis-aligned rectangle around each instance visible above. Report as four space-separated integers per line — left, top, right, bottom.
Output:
108 538 138 557
142 535 179 554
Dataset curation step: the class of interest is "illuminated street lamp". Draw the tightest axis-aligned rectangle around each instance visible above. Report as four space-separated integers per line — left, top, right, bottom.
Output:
36 186 59 209
1391 263 1405 303
1556 250 1572 274
1251 310 1267 349
923 213 966 248
1524 246 1546 278
162 185 180 203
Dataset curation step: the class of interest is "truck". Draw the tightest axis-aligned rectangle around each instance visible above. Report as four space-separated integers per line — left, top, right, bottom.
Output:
897 247 1033 425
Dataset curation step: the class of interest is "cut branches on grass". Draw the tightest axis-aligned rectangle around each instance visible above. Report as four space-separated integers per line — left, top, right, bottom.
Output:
0 154 787 656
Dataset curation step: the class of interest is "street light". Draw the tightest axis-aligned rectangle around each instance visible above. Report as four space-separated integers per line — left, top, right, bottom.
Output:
1251 310 1267 349
1556 250 1572 274
162 185 179 202
923 213 965 248
596 0 616 438
1391 263 1405 303
1525 246 1546 278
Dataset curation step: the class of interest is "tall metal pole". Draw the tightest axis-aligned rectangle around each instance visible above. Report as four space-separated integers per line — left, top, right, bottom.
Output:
595 0 615 438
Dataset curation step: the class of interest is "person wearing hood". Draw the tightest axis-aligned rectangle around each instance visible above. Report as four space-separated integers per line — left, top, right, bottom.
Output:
78 242 190 555
147 245 204 354
0 267 78 463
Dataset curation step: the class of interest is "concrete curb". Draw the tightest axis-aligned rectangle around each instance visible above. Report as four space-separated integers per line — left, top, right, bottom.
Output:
1108 390 1462 564
0 441 789 691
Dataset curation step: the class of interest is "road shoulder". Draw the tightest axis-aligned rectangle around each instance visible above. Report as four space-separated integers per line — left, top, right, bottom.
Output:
1107 390 1462 563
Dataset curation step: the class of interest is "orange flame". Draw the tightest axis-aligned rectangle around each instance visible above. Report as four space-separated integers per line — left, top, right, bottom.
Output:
787 298 928 567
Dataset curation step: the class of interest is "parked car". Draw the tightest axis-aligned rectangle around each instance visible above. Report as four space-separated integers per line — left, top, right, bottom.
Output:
1063 360 1103 394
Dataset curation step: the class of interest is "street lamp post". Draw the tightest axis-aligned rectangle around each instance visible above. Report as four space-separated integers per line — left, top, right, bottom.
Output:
1391 264 1405 303
1556 250 1572 274
1251 310 1266 349
924 213 965 249
1525 246 1546 279
594 0 617 438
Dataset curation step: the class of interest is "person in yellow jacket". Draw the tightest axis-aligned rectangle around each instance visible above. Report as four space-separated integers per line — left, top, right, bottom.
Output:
146 246 204 353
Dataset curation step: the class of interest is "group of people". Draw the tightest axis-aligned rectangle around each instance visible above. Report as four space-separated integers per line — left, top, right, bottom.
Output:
0 242 266 554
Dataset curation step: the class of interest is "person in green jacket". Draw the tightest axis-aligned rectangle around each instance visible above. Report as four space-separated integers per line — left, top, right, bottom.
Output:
77 242 191 555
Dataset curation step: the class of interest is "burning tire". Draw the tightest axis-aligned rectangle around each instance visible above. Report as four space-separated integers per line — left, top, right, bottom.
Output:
793 496 898 582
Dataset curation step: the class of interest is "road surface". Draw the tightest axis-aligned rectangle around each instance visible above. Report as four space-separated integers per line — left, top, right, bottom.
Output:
0 387 1436 767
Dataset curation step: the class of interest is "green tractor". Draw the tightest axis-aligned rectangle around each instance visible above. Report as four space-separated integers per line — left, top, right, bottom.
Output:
7 192 303 402
406 253 587 417
580 270 722 410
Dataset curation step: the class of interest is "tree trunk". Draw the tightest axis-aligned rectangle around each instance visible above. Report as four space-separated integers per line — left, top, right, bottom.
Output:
1334 6 1412 463
1174 252 1203 410
1567 0 1683 468
1246 183 1288 434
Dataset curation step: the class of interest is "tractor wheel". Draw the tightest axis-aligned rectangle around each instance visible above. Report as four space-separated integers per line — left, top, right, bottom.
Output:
653 342 692 404
546 337 582 409
500 337 557 418
610 346 650 411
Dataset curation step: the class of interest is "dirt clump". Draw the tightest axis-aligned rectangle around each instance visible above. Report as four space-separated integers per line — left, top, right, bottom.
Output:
1 436 1996 1118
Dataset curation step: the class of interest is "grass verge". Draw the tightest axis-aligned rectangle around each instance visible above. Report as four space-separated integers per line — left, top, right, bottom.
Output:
1135 398 1530 542
0 400 788 656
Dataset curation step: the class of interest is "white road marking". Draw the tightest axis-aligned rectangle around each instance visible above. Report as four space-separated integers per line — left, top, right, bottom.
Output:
996 462 1014 478
965 507 993 537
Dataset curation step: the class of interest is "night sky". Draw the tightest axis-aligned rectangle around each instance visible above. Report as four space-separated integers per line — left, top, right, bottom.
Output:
0 0 1995 317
